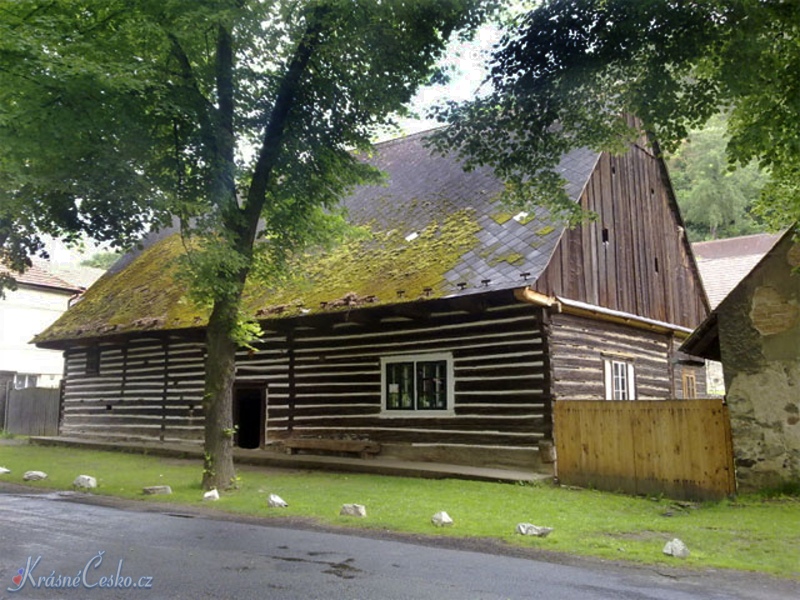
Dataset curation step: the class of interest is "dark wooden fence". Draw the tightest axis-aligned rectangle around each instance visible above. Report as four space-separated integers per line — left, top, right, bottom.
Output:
553 399 735 500
5 387 61 436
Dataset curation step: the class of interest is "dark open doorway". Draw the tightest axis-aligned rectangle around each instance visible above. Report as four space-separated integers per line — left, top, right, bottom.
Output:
233 387 265 449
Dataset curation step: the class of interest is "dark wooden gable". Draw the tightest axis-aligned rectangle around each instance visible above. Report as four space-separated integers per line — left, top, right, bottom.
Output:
533 142 709 329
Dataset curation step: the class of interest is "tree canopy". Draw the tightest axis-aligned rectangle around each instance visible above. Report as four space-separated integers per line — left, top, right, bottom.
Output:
431 0 800 230
0 0 495 488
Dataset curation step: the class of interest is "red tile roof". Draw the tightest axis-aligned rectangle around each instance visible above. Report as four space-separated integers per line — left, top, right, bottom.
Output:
692 232 780 261
692 233 782 307
0 261 83 293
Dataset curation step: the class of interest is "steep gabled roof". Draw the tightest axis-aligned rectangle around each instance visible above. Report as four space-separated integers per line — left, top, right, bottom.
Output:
35 131 599 346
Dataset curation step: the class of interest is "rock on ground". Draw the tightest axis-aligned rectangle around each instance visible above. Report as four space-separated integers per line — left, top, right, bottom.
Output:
23 471 47 481
516 523 553 537
203 489 220 501
431 511 454 527
0 467 10 475
73 475 97 489
663 538 690 558
142 485 172 495
340 503 367 517
267 493 288 508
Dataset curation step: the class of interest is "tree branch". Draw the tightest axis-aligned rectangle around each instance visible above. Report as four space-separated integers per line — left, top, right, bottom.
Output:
167 32 219 157
242 6 328 247
214 23 237 221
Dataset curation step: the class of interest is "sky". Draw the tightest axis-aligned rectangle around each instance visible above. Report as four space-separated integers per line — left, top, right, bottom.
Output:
397 22 502 136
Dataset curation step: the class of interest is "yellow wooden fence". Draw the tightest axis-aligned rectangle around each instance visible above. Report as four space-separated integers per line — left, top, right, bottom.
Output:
553 399 735 500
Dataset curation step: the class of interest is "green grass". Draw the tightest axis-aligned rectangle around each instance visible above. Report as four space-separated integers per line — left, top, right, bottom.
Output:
1 444 799 579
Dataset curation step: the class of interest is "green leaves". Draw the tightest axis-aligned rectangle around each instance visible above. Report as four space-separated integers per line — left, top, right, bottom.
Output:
0 0 495 284
432 0 800 230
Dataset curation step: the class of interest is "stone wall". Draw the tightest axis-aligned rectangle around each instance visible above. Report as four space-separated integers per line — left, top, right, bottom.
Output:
718 236 800 490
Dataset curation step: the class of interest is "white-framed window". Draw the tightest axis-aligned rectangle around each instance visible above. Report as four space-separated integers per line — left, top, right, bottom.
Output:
604 358 636 400
380 353 454 415
13 373 38 389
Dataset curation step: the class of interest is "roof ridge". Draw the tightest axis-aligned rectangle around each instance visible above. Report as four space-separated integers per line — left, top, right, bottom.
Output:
372 125 445 149
692 232 779 247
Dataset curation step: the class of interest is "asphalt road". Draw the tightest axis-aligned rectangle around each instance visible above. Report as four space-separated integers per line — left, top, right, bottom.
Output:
0 488 797 600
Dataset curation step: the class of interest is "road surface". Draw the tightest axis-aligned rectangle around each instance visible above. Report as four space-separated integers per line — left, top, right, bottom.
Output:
0 487 796 599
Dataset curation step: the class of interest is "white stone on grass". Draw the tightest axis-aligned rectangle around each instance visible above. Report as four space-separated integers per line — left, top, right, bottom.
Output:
431 511 454 527
340 503 367 518
516 523 553 537
0 467 10 475
267 493 288 508
73 475 97 489
23 471 47 481
142 485 172 495
203 489 220 501
662 538 690 558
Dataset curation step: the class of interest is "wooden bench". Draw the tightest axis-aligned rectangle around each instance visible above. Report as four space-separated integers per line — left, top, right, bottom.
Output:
280 438 381 459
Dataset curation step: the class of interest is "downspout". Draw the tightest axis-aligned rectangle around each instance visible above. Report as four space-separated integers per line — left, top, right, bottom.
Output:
513 287 562 311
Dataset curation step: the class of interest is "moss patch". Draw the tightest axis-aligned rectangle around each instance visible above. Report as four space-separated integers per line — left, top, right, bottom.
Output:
38 210 482 342
490 212 513 225
37 235 207 342
536 225 556 237
242 209 482 317
487 252 526 268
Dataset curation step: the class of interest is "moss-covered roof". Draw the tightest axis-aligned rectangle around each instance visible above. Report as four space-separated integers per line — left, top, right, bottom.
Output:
36 131 600 346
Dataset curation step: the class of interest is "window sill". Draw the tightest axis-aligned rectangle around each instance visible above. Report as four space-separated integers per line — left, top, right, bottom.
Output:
380 410 456 418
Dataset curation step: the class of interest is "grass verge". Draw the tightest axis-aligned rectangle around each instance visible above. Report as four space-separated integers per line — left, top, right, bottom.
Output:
0 444 798 579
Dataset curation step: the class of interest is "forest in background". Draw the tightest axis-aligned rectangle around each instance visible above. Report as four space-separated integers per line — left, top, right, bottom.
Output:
667 114 769 242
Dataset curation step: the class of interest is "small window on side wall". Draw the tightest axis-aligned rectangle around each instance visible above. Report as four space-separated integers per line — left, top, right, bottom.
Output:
382 353 453 414
682 371 697 399
13 373 38 389
85 346 101 376
604 358 636 400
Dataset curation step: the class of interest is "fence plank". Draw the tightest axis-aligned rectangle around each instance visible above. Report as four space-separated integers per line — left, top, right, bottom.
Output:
6 388 61 436
554 399 735 500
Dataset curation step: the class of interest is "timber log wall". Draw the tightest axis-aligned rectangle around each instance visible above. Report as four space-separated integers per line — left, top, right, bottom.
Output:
60 303 551 466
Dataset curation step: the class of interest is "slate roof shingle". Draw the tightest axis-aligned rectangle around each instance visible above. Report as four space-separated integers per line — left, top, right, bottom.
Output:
35 131 600 345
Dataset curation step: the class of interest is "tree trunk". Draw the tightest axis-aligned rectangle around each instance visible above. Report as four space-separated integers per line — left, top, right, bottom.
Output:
199 8 325 491
201 293 240 490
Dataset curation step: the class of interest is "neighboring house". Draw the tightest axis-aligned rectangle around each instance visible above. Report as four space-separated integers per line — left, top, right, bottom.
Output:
34 259 106 291
35 131 709 473
0 262 83 428
691 232 782 395
693 233 782 307
682 229 800 490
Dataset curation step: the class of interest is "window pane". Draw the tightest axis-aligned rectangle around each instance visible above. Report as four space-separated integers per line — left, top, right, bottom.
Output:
13 374 37 389
612 361 628 400
386 362 414 410
417 361 447 410
86 346 100 376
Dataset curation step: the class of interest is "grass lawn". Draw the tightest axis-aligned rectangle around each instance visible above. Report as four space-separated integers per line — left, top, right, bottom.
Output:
1 443 798 579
